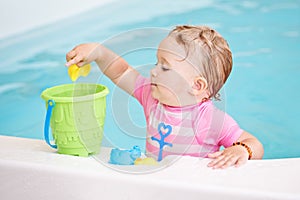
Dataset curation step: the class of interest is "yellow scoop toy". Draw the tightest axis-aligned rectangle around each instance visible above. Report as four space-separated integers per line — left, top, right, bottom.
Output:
134 157 158 165
68 64 91 81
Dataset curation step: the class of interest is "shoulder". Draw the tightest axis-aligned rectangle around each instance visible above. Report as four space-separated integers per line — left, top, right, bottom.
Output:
134 75 157 110
192 100 215 119
134 75 150 97
192 100 237 131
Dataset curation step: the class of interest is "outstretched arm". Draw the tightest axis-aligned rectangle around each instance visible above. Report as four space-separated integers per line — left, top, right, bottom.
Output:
207 131 264 169
66 43 140 95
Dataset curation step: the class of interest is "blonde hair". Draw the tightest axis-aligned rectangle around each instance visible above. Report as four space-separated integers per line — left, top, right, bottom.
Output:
169 25 232 100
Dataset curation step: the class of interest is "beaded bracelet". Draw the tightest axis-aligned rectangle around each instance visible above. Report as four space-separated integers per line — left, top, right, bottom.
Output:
232 142 253 160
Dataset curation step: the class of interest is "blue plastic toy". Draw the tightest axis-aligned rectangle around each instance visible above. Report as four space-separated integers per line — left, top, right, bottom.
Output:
151 122 173 161
109 145 142 165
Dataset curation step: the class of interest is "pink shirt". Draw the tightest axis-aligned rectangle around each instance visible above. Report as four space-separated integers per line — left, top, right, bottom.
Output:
134 75 243 160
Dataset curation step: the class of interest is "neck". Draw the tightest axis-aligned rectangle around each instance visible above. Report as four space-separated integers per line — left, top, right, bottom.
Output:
162 95 209 107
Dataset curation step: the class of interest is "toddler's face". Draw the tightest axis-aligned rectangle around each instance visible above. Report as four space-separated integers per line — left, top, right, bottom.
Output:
150 36 200 106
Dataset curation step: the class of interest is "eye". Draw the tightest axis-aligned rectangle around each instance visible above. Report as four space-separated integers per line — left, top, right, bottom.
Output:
155 62 170 71
161 65 170 71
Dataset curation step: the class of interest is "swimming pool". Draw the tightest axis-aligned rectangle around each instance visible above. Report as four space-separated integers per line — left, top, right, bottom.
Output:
0 0 299 159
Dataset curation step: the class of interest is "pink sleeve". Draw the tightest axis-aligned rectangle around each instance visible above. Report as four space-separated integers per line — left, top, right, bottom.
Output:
133 75 156 118
194 102 243 148
134 75 151 106
218 114 244 147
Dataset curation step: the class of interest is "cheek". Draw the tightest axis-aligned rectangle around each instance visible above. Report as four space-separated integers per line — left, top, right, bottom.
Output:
157 82 183 101
156 70 191 94
165 73 190 91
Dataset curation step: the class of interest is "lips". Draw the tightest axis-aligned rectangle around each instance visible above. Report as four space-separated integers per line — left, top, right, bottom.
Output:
151 83 157 86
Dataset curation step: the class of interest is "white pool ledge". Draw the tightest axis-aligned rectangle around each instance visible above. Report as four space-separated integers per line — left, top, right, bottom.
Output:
0 135 299 200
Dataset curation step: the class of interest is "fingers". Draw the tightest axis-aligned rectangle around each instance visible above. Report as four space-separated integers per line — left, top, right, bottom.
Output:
207 154 236 169
207 150 223 158
65 43 100 67
234 155 248 168
66 56 84 67
65 44 89 67
66 49 76 62
65 50 85 67
207 147 248 169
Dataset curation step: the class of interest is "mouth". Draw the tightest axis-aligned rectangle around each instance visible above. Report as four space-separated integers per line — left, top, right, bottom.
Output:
151 83 157 87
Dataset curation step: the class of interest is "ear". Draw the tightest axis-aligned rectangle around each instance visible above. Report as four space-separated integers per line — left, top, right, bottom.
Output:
190 77 208 95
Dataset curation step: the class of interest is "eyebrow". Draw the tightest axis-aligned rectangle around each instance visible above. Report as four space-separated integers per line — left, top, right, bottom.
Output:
161 57 170 65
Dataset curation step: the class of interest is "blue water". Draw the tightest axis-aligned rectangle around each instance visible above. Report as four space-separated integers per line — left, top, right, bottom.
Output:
0 0 299 159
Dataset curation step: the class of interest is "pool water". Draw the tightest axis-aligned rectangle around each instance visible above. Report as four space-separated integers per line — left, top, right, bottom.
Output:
0 0 299 159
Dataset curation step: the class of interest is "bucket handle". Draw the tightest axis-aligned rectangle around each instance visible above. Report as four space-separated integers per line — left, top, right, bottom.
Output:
44 99 57 149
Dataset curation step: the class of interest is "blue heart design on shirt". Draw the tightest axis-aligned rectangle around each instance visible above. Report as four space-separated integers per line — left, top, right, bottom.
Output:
151 122 173 161
158 122 172 137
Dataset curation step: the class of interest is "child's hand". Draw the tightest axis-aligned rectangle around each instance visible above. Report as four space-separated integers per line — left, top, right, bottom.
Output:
207 145 249 169
65 43 100 67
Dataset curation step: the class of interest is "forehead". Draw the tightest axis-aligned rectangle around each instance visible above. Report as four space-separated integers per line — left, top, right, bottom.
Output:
157 36 201 75
157 36 187 60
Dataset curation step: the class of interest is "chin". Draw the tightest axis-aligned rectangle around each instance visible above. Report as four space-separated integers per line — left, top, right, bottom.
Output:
151 92 158 100
151 93 163 103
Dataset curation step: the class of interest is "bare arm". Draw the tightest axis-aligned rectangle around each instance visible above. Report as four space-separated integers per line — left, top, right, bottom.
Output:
66 43 140 95
236 131 264 159
207 131 264 169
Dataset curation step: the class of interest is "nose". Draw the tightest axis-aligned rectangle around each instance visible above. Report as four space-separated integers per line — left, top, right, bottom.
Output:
151 67 157 77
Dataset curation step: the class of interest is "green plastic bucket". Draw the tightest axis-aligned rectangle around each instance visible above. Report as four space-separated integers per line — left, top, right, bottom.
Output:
41 83 109 156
